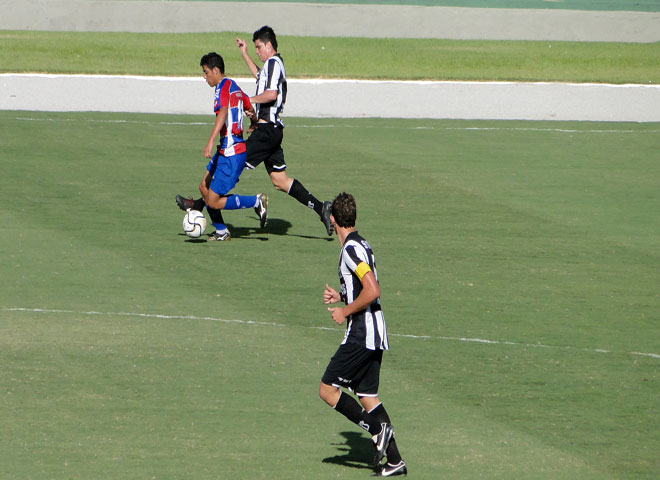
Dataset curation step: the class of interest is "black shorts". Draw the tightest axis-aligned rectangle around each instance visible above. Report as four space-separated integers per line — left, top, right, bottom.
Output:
245 123 286 174
322 342 383 397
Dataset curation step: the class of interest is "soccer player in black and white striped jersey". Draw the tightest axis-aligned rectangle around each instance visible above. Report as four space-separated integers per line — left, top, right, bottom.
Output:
320 193 407 477
236 26 334 236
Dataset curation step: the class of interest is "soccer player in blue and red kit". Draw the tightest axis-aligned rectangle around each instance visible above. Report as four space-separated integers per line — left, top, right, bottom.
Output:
176 52 267 241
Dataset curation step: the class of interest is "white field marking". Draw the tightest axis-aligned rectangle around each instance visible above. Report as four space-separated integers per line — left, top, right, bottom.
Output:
12 116 660 135
3 307 283 328
4 73 660 90
4 307 658 360
13 116 209 126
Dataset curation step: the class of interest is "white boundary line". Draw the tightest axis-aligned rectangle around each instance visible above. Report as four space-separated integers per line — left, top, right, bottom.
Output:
4 307 659 360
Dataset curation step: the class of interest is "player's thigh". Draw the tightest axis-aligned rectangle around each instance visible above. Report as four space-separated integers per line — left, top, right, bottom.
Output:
208 153 244 196
354 349 383 398
322 343 380 393
264 147 286 176
246 124 285 172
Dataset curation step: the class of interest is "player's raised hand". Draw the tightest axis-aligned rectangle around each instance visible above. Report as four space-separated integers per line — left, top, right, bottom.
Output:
236 36 259 78
324 283 340 304
235 37 247 51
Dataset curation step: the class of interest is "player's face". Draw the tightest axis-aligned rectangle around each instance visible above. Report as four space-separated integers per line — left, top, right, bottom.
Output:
254 39 273 62
202 65 221 87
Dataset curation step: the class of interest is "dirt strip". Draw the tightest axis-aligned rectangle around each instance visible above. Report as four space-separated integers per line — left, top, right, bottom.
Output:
3 74 659 122
1 0 658 42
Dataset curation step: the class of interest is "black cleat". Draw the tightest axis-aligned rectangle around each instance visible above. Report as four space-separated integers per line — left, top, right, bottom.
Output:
372 423 394 466
176 194 195 211
254 193 268 228
321 200 334 236
372 460 407 477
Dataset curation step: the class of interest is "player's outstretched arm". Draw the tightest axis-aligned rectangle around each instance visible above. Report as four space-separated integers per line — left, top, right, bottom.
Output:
235 37 259 78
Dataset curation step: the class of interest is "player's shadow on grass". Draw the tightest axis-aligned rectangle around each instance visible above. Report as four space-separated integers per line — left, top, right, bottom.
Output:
229 217 333 241
322 431 374 470
179 217 333 242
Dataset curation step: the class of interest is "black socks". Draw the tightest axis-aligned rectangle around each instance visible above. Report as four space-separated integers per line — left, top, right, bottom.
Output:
206 206 225 226
368 403 403 464
334 392 382 435
288 179 323 217
193 197 206 212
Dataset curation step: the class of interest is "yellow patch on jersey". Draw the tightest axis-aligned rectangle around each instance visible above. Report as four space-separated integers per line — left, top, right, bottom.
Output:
355 262 372 280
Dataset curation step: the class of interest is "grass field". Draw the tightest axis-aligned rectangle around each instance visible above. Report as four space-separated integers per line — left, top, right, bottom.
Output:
1 110 659 479
1 31 659 83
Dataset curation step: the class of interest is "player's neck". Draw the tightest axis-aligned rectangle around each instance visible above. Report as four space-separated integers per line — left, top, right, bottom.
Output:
336 226 355 246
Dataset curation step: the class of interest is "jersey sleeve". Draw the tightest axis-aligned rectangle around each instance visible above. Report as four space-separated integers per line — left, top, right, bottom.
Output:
216 81 230 113
265 58 283 91
241 88 252 111
344 244 372 280
354 262 372 280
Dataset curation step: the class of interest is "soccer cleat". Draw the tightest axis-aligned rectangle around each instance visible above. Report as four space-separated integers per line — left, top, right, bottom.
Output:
372 423 394 466
372 461 407 477
207 230 231 242
321 200 334 236
255 193 268 228
175 194 195 211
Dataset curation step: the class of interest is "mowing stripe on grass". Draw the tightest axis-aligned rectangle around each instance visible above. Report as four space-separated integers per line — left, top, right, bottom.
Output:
12 115 660 135
5 307 659 360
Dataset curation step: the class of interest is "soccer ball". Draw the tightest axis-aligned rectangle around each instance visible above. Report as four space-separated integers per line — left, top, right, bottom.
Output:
182 210 207 238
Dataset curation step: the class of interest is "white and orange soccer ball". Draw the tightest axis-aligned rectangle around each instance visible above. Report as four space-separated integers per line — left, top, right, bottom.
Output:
182 210 207 238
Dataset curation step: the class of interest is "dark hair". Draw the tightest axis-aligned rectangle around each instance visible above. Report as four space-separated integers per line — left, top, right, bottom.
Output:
200 52 225 74
331 192 357 228
252 25 278 51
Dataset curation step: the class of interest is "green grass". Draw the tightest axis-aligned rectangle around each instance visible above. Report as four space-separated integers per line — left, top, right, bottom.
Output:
1 111 659 479
1 30 659 83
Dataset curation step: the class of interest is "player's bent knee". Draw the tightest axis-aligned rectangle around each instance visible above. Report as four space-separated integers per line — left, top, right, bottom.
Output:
206 196 225 210
319 382 337 406
269 172 292 192
271 179 288 191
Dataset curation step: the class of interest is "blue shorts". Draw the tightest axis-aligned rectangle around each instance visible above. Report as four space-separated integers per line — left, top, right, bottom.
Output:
206 151 246 196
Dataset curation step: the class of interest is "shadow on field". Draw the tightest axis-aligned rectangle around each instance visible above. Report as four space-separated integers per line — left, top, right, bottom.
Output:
322 431 374 470
231 217 334 241
178 218 333 242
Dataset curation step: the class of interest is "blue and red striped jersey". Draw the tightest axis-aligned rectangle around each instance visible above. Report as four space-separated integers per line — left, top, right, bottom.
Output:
214 78 251 156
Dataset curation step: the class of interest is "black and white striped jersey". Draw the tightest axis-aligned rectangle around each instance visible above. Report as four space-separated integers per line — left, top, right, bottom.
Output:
338 231 389 351
255 53 287 127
